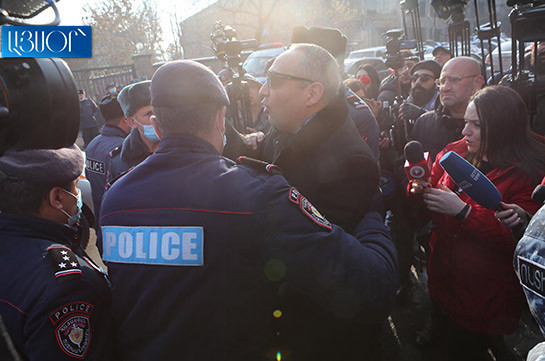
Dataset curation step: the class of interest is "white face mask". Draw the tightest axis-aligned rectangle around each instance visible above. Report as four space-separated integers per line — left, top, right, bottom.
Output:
59 188 82 226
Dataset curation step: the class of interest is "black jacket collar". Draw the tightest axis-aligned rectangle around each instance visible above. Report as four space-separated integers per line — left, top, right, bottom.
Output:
0 212 76 246
274 91 349 167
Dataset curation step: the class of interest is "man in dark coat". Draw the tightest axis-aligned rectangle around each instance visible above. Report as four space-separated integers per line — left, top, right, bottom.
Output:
99 59 397 361
85 93 131 221
78 90 101 149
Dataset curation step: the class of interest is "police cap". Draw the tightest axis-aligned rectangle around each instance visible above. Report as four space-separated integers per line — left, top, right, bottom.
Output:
0 145 84 185
117 81 151 118
150 60 229 108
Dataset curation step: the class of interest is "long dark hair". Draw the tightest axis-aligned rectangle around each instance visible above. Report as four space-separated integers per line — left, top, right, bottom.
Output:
470 85 545 183
358 64 380 100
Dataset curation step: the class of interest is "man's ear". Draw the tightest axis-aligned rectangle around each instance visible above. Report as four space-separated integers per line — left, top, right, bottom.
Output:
151 115 162 140
216 106 227 133
305 82 325 107
124 115 136 128
48 186 67 211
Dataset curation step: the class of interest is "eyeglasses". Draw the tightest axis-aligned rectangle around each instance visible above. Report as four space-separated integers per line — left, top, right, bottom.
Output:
266 70 315 88
411 73 434 83
435 74 480 86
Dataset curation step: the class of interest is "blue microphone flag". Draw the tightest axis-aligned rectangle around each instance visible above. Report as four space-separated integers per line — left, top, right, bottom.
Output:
439 151 502 209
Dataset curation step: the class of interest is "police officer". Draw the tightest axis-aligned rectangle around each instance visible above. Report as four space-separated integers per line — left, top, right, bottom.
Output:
107 81 159 185
85 93 130 220
0 145 111 360
100 60 397 361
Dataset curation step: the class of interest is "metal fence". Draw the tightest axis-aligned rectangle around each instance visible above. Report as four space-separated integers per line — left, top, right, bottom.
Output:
72 64 136 102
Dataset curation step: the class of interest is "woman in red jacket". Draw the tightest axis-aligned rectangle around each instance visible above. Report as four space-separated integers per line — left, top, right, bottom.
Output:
412 85 545 360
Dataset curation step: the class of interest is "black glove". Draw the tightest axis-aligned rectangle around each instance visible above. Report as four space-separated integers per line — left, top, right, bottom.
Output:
399 102 425 122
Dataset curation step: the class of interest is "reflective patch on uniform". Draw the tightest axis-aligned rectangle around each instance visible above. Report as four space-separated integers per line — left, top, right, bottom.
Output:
102 226 204 266
289 187 300 204
49 302 94 359
517 256 545 298
55 314 91 359
85 158 105 175
299 197 332 230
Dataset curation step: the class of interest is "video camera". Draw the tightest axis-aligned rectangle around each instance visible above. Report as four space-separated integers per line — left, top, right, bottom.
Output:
210 22 258 132
431 0 468 23
0 0 80 156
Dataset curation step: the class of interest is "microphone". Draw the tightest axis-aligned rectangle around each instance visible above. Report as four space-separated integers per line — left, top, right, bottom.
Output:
439 151 502 209
404 141 432 182
532 178 545 203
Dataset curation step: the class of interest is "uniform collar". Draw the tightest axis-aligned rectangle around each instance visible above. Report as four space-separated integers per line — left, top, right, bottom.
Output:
0 212 76 246
157 134 220 156
100 124 129 138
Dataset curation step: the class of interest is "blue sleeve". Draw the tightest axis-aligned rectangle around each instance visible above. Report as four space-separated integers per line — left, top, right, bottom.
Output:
253 175 398 323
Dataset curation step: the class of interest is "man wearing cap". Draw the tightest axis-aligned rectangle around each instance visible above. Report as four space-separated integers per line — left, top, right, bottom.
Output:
433 46 452 67
0 146 111 360
78 90 101 149
85 93 131 221
99 59 397 361
107 80 159 186
398 59 441 123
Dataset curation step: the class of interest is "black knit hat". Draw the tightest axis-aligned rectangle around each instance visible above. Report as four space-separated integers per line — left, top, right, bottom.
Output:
411 60 442 79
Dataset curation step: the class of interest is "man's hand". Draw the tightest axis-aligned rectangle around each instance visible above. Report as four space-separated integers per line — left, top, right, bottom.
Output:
423 184 467 216
495 202 529 228
399 102 425 122
243 130 265 150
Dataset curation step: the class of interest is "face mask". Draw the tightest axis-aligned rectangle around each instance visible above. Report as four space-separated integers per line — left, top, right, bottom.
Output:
223 132 227 148
60 188 82 226
109 88 116 94
134 119 160 142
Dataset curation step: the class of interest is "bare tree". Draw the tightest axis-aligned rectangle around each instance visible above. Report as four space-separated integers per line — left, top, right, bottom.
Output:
166 4 184 61
218 0 280 44
82 0 163 67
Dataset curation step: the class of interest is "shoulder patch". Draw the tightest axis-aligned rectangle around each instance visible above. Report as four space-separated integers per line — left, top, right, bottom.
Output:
346 94 369 110
47 246 82 281
49 302 93 359
108 146 122 158
237 156 283 175
288 187 332 230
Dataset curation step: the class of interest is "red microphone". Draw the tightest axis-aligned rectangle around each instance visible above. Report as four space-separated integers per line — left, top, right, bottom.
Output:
404 141 432 181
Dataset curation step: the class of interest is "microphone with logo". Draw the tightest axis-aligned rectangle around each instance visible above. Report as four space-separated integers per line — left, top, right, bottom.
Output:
404 141 432 184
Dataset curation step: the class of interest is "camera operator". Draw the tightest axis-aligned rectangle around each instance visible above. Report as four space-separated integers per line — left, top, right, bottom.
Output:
226 74 271 134
399 60 441 123
432 46 452 67
377 51 418 106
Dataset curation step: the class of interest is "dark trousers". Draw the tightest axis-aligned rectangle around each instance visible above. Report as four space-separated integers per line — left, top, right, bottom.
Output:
81 126 99 149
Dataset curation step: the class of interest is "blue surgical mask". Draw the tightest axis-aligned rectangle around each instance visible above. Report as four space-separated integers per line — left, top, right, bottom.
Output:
109 88 116 94
60 188 82 226
134 119 160 142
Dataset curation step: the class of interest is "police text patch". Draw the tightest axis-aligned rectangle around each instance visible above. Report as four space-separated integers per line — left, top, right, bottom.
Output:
102 226 204 266
518 256 545 298
49 302 93 359
85 158 105 175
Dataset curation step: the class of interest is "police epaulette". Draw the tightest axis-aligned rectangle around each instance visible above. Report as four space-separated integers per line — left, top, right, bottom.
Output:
346 94 369 110
237 156 283 175
47 245 82 281
106 167 133 189
109 146 122 158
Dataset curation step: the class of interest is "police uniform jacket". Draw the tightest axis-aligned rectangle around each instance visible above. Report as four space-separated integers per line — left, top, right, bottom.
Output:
426 139 542 334
344 86 380 159
85 125 128 219
0 213 111 360
99 134 397 361
514 203 545 336
79 99 100 130
259 91 380 233
106 128 152 185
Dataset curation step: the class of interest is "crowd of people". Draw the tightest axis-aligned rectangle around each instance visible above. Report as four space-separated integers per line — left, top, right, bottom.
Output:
2 24 545 361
